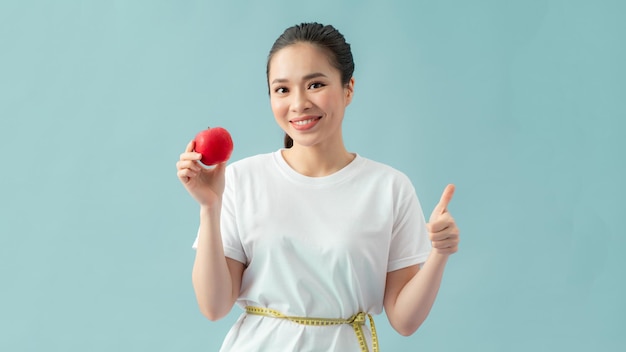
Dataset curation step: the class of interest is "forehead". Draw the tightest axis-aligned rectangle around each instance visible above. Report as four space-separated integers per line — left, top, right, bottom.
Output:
268 42 338 81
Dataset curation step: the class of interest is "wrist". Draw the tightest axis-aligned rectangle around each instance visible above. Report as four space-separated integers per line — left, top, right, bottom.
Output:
426 250 450 266
200 203 221 218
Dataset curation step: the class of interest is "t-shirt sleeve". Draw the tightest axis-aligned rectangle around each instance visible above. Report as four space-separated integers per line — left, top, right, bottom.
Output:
387 181 431 272
191 166 248 265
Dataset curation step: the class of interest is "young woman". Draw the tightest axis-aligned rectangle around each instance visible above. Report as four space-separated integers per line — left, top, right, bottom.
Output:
176 22 460 352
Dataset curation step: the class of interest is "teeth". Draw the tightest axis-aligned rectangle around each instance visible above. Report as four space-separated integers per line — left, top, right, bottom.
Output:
294 118 317 125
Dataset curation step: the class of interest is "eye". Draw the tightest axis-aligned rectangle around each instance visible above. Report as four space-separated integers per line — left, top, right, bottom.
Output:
308 82 325 89
274 87 289 94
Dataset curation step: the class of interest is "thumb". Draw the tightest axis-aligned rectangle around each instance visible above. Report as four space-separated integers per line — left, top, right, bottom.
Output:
215 161 227 172
432 184 455 217
210 161 228 177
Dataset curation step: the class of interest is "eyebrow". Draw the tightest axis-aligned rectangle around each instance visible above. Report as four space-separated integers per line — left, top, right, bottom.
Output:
271 72 328 85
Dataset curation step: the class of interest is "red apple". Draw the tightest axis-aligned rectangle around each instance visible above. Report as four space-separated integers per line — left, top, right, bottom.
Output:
194 127 234 166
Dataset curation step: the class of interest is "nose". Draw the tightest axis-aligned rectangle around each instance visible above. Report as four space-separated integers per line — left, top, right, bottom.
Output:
290 88 312 113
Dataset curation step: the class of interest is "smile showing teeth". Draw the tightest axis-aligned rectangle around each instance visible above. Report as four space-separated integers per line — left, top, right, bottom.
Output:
290 116 321 131
293 117 319 125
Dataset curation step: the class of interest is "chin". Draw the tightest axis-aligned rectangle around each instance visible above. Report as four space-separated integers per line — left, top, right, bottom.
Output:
289 137 320 148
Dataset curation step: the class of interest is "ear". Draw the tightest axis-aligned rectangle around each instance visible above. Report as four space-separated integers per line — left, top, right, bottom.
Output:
344 77 355 106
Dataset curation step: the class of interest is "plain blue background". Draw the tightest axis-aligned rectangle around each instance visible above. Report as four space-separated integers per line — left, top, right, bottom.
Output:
1 0 624 351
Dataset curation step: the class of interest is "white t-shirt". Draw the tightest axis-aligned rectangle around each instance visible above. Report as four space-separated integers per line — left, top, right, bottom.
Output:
192 150 431 351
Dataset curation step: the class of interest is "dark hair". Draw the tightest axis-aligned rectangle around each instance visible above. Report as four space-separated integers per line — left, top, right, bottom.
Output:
267 23 355 148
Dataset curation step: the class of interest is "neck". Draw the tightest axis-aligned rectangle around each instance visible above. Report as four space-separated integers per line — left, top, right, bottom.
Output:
282 142 355 177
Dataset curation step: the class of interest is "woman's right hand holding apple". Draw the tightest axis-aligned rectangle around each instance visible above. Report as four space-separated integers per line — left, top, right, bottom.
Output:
176 140 226 208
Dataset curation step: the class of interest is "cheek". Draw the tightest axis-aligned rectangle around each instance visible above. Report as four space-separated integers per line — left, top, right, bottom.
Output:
315 91 340 111
270 98 287 116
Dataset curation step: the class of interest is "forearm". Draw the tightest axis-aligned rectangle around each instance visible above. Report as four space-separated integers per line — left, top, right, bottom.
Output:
389 251 449 335
191 204 235 320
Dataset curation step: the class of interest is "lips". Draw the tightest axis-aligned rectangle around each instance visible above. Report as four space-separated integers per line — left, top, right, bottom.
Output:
289 116 322 131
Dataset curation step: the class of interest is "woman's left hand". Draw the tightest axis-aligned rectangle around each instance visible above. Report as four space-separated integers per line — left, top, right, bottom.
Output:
427 184 460 255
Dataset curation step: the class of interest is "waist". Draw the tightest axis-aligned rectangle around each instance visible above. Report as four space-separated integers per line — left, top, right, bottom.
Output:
245 306 379 352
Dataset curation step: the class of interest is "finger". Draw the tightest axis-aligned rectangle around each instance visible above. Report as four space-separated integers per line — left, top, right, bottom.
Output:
432 240 453 249
177 160 202 172
428 222 449 236
428 213 455 233
181 140 202 160
434 184 455 215
430 226 459 241
186 140 195 153
178 169 199 180
180 151 202 161
432 237 459 249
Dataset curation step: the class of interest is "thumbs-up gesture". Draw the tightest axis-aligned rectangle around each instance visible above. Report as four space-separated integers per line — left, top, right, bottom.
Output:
427 184 460 256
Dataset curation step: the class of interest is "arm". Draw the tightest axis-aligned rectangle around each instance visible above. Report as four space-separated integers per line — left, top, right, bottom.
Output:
192 204 245 321
383 253 449 336
383 184 459 335
177 140 244 321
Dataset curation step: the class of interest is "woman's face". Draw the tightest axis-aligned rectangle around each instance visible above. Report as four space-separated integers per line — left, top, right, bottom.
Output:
268 42 354 149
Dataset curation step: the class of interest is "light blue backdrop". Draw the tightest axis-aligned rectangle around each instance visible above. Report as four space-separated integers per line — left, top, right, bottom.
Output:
1 0 624 351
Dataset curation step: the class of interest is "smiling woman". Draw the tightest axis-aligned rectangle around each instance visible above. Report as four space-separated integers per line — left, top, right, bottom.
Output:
176 22 460 352
268 42 355 174
266 23 355 150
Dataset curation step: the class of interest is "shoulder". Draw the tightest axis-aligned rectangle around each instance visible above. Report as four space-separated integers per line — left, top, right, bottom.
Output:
227 151 275 171
224 151 279 182
358 156 414 186
350 155 419 203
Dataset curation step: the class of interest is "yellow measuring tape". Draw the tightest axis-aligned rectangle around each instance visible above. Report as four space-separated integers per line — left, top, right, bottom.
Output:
245 306 379 352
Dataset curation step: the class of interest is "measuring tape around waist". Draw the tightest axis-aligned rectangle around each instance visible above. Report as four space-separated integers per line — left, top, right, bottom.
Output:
245 306 379 352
